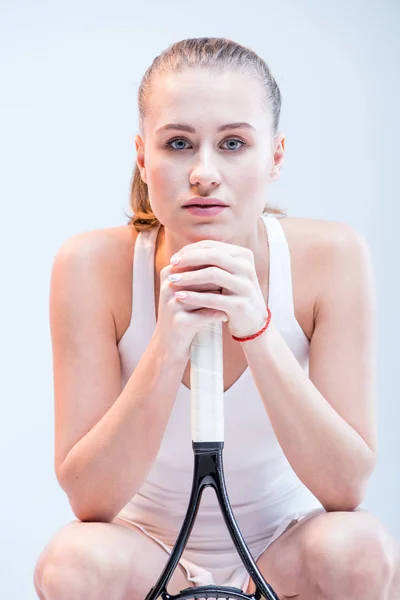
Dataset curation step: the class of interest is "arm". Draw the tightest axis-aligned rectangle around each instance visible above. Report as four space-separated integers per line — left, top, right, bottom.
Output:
52 233 187 523
241 223 378 512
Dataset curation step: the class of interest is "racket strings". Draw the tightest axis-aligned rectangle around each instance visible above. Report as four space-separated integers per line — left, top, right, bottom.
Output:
164 584 262 599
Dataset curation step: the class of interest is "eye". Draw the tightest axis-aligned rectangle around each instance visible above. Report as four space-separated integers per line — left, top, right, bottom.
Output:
163 137 247 152
222 138 246 152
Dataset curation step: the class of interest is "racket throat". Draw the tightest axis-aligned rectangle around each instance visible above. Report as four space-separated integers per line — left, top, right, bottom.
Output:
144 443 279 600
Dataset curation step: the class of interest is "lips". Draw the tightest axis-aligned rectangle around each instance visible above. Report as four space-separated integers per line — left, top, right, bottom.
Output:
182 198 227 207
183 205 227 216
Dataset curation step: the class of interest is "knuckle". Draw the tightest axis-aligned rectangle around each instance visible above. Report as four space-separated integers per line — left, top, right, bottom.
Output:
241 280 252 294
235 298 247 312
161 279 171 293
208 266 218 281
160 264 173 279
166 296 175 309
168 297 185 313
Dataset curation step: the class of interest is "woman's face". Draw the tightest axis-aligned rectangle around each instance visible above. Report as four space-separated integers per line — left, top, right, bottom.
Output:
135 68 284 244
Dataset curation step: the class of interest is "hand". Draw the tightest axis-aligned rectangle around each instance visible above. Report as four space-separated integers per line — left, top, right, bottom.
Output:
155 249 230 363
167 239 268 339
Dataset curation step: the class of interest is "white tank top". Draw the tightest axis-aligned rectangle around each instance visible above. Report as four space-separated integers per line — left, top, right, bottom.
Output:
116 212 323 552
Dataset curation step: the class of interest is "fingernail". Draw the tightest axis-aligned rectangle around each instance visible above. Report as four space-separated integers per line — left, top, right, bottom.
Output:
175 291 187 299
168 274 181 282
170 254 181 265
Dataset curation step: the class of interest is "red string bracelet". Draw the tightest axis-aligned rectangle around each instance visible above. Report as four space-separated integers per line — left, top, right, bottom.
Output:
231 307 272 342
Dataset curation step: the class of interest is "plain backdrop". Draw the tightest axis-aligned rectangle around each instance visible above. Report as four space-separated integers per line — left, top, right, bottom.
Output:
1 1 399 598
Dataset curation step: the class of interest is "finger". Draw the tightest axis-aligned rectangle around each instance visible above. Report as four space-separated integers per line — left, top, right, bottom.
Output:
171 247 253 274
168 266 249 296
180 240 250 256
174 290 236 311
176 290 223 312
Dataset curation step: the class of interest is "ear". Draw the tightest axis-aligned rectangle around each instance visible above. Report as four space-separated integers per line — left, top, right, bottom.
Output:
269 133 285 182
135 134 147 184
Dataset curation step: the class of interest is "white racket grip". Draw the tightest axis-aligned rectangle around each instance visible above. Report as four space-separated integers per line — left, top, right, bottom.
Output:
190 321 224 442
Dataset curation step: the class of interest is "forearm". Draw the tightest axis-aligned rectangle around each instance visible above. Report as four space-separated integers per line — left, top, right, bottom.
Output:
58 332 187 522
241 321 376 511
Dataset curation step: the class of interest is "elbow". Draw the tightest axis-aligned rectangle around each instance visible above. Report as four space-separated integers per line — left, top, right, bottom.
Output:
69 497 117 523
323 452 376 513
57 461 118 523
74 511 116 524
326 491 364 513
348 467 376 511
322 496 362 513
316 479 364 512
321 490 363 513
349 448 377 508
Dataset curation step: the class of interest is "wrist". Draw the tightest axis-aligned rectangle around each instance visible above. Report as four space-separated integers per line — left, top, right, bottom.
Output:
151 329 190 367
231 308 272 342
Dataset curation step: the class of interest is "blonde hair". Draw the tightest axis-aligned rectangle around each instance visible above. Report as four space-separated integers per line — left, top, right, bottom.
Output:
126 37 287 232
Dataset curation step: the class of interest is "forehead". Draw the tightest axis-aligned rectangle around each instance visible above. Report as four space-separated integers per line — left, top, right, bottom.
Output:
146 68 268 131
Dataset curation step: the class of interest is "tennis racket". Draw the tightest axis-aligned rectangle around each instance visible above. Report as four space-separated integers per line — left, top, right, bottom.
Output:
145 320 280 599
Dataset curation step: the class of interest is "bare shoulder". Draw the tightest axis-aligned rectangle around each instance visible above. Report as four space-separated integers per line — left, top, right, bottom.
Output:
54 224 135 264
276 215 366 339
53 224 137 343
279 214 367 269
279 214 363 248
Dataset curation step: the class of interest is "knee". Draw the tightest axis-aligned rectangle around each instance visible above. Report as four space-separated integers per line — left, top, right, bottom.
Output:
303 523 393 593
35 561 97 600
34 541 106 600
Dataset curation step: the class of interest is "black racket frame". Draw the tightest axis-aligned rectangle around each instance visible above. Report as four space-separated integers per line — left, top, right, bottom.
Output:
144 441 280 600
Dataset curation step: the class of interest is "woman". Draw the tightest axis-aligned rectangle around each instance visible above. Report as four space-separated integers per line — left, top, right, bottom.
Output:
34 37 400 599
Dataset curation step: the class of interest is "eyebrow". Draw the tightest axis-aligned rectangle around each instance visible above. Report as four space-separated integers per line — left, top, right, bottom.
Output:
156 122 256 134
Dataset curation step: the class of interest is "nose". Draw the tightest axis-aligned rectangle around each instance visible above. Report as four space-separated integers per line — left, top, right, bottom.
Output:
189 148 222 188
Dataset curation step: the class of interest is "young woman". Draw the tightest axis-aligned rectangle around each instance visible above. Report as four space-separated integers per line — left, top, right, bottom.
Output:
34 37 400 599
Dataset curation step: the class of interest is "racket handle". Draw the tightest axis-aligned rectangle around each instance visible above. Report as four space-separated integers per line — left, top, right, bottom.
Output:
190 320 224 443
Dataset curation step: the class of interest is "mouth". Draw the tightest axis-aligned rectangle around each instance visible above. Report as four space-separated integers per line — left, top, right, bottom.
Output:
183 204 224 208
182 205 227 216
182 198 228 208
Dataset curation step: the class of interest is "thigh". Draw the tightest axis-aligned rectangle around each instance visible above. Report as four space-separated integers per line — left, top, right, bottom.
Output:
245 516 309 599
246 508 391 599
34 517 193 600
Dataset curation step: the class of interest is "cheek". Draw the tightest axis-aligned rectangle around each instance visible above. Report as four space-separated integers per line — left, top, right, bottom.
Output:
147 158 182 196
233 162 268 197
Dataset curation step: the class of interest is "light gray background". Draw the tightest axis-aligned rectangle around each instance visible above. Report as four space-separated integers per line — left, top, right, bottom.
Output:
1 1 399 598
